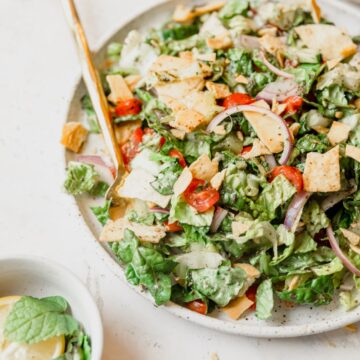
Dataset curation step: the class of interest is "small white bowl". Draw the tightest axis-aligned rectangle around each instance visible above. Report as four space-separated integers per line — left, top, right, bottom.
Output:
0 255 103 359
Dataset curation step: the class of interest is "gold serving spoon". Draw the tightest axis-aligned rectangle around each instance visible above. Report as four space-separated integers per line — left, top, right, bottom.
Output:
62 0 126 209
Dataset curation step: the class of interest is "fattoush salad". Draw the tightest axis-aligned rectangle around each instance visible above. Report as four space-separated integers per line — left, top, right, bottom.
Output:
61 0 360 320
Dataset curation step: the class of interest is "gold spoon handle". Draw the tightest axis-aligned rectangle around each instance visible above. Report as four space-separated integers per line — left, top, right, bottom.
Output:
62 0 123 171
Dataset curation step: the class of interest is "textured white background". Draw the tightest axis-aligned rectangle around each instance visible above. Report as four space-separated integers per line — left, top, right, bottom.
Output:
1 0 360 359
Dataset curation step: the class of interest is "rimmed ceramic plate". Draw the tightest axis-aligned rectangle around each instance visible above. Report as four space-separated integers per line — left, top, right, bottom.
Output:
64 0 360 338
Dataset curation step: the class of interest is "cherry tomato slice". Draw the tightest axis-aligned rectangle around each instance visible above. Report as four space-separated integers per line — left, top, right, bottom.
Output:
186 300 207 315
246 285 258 311
115 98 142 117
120 127 143 168
269 165 303 193
169 149 187 168
184 179 219 213
164 221 183 232
283 96 303 114
241 146 253 155
223 93 255 109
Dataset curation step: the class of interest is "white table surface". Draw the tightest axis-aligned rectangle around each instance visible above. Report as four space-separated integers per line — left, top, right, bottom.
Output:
1 0 360 359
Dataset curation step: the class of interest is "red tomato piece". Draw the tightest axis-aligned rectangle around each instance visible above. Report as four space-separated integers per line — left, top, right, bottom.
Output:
115 98 142 117
283 96 303 114
223 93 255 109
120 127 143 168
186 300 207 315
169 149 187 168
183 179 220 213
164 221 183 232
241 146 253 155
269 165 304 193
246 285 258 311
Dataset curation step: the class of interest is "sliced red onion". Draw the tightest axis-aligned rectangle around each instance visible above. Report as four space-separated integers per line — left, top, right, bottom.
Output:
327 225 360 276
284 191 312 231
321 180 357 211
75 155 116 177
259 51 294 79
210 207 228 233
149 207 170 214
256 79 300 103
264 154 277 170
207 105 293 165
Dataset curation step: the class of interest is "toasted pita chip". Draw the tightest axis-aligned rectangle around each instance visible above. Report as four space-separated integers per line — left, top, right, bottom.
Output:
205 81 231 99
106 74 133 103
189 154 218 181
61 122 88 153
241 139 272 159
170 128 187 140
234 263 260 278
341 228 360 246
259 34 285 56
155 77 205 99
346 145 360 163
243 101 283 153
206 35 233 50
210 169 226 190
303 146 341 192
223 296 254 320
124 74 142 91
235 75 249 84
327 121 351 146
169 109 206 133
100 218 166 243
295 24 357 61
174 167 193 196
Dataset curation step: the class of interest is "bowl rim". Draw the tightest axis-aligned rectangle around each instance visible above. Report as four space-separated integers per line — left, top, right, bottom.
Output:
0 254 103 359
63 0 360 338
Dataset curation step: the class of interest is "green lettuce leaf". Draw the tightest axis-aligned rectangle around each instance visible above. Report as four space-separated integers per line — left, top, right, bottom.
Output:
339 291 360 311
81 95 100 134
169 196 214 227
219 0 249 19
288 63 324 94
295 232 317 254
191 266 247 307
151 161 182 195
256 279 274 320
90 200 111 226
311 257 343 276
301 200 329 237
111 230 176 305
252 175 296 221
277 275 335 306
64 162 107 196
4 296 79 344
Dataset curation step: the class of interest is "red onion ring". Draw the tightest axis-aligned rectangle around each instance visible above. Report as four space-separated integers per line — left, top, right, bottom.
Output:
264 154 277 170
207 105 293 165
149 207 170 214
259 51 294 79
327 225 360 276
210 207 228 233
321 180 357 211
75 155 116 177
284 191 312 231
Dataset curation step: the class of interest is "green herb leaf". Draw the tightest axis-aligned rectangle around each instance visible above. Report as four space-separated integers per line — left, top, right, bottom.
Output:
4 296 79 344
91 200 111 225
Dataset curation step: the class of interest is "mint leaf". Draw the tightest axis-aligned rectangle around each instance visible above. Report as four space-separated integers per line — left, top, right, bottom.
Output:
4 296 79 344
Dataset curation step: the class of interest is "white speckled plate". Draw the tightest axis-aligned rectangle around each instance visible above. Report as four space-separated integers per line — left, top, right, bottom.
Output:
64 0 360 338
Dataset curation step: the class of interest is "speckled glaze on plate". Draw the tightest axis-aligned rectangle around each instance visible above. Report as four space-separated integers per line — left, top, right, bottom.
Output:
64 0 360 338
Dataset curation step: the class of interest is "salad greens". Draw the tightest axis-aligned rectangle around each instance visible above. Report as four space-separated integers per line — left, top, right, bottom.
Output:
63 0 360 321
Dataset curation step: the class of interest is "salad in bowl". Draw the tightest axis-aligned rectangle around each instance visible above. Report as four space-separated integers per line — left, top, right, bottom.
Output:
61 0 360 321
